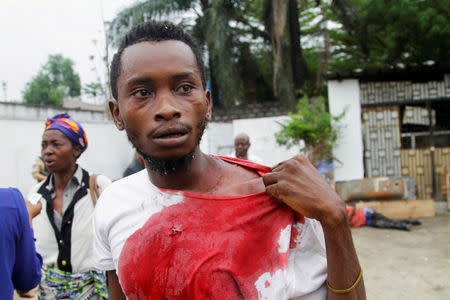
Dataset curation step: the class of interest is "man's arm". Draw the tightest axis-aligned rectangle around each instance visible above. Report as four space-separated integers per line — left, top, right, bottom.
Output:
12 192 43 293
263 155 365 299
107 270 126 300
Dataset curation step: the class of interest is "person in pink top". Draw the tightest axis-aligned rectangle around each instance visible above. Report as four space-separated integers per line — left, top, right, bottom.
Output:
346 206 421 230
93 20 365 300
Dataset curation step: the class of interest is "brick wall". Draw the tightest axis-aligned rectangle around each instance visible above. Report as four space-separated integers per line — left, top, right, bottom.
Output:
212 102 290 122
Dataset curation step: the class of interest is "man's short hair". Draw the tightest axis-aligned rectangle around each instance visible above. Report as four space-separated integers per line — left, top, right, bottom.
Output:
110 21 206 100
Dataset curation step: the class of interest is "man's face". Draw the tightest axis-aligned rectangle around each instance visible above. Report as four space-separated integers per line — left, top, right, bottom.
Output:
234 137 250 158
110 40 211 163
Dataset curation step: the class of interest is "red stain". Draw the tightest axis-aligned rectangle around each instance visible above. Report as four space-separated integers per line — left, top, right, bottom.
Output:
265 280 271 288
119 193 294 299
290 213 305 249
118 157 301 299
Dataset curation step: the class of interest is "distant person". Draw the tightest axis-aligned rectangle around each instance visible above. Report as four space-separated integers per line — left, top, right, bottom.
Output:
346 206 421 231
27 113 111 299
231 133 263 164
0 188 43 300
31 156 49 182
123 151 145 177
313 155 421 231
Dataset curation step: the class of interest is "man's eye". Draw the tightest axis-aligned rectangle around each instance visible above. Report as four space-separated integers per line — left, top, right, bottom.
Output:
176 84 192 94
133 89 150 97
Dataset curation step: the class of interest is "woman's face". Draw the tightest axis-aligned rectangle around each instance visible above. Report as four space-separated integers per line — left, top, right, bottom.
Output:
41 130 80 174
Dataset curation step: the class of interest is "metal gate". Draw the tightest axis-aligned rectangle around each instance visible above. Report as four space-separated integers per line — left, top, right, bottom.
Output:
401 148 450 199
363 106 402 177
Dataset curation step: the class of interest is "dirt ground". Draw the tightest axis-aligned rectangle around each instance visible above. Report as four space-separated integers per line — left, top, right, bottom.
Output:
352 204 450 299
15 205 449 300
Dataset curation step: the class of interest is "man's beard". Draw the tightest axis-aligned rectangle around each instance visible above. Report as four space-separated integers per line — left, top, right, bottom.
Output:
126 117 207 176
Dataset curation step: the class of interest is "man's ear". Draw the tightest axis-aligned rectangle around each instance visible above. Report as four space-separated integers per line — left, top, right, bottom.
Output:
205 89 212 121
109 100 124 130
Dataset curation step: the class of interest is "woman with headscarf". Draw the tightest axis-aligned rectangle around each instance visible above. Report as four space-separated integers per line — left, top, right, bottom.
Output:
27 113 111 299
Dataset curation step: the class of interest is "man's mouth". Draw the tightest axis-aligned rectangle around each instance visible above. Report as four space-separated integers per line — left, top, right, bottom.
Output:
152 126 189 139
151 125 191 147
155 132 186 139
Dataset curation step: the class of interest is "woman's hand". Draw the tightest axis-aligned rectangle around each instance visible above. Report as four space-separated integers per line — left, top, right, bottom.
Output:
25 199 42 228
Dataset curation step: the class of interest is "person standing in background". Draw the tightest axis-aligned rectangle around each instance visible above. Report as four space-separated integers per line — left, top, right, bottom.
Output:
27 113 111 299
0 188 43 300
231 133 263 164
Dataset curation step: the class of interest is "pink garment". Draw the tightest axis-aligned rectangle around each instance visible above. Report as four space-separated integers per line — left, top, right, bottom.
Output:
346 205 366 228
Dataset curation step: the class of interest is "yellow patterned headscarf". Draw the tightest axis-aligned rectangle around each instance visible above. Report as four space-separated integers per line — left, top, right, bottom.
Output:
45 113 88 153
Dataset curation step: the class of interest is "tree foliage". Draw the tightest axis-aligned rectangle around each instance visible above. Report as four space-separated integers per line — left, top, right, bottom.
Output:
107 0 291 108
275 96 345 163
328 0 450 70
23 54 81 106
83 82 104 98
106 0 449 107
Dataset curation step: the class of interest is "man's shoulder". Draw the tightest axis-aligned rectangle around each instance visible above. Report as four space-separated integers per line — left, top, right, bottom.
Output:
101 169 148 198
0 188 22 209
0 188 27 231
212 156 268 195
215 155 270 173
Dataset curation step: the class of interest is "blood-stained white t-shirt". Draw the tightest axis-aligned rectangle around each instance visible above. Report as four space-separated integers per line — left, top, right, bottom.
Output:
93 156 328 300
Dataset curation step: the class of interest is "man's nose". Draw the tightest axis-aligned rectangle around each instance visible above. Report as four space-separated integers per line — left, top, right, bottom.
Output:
153 90 181 121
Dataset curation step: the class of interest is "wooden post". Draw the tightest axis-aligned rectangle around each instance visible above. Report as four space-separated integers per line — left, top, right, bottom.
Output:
426 100 436 199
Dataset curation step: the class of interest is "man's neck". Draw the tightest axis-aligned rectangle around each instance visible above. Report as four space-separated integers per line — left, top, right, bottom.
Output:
145 148 220 193
236 153 248 160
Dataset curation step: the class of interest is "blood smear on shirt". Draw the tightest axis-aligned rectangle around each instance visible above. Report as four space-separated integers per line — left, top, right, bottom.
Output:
118 191 295 299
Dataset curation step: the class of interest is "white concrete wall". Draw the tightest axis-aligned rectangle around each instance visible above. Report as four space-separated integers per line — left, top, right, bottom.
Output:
1 119 134 195
328 79 365 181
200 122 234 156
0 104 135 195
1 104 304 195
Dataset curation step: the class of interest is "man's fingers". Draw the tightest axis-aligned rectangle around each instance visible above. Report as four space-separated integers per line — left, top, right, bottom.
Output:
265 184 282 203
262 172 278 186
271 161 283 170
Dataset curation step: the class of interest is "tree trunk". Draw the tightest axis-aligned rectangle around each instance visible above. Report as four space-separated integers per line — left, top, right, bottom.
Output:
270 0 296 110
208 54 221 108
316 1 330 92
288 0 307 96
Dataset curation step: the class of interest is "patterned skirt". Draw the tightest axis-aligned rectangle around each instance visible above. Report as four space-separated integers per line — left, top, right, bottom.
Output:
39 265 108 300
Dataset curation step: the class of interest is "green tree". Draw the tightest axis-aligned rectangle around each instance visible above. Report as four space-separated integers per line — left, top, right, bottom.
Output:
329 0 450 69
275 96 345 164
23 54 81 106
83 82 104 98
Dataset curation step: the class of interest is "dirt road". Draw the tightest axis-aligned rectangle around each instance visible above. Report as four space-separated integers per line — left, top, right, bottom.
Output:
352 207 449 299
